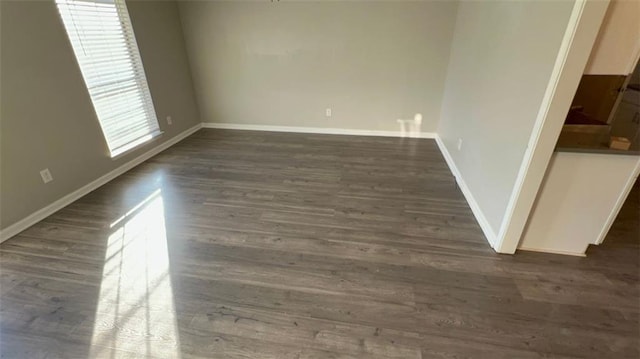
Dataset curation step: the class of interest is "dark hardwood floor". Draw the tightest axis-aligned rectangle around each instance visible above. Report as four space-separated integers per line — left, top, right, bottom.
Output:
1 129 638 358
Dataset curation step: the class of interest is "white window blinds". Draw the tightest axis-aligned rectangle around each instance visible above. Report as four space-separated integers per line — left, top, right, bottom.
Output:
56 0 161 157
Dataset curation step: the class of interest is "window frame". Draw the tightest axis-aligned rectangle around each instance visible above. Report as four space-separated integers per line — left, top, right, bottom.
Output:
55 0 163 159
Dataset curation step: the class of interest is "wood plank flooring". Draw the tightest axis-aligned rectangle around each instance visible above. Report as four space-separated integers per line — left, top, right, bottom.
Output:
1 129 638 358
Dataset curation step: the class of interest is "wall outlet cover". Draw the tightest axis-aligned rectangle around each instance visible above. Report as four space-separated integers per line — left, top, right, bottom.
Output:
40 168 53 184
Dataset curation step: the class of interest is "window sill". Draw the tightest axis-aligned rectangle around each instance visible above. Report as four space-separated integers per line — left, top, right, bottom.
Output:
110 131 164 160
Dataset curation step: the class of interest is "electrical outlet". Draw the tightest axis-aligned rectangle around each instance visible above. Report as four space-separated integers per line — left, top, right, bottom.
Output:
457 138 463 151
325 108 332 117
166 116 173 125
40 168 53 184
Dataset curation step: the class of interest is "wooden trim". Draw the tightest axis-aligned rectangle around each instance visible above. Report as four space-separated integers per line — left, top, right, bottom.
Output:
435 136 497 248
594 157 640 245
518 246 587 257
202 123 437 139
0 123 203 243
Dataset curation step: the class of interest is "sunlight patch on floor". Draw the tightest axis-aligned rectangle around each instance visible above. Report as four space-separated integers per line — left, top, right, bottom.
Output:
90 189 180 357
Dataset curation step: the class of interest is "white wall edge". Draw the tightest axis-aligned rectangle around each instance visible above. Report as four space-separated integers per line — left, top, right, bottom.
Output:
202 122 437 139
434 135 497 249
495 0 587 252
594 157 640 245
0 123 203 243
493 0 609 254
518 246 587 257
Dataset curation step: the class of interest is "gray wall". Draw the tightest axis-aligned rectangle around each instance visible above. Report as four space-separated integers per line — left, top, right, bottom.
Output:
178 1 458 133
437 0 575 234
0 0 200 229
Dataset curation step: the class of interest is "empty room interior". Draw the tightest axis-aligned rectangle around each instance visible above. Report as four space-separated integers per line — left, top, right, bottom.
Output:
1 0 640 357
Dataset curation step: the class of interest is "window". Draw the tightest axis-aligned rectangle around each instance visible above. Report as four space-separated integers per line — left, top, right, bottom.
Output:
56 0 161 157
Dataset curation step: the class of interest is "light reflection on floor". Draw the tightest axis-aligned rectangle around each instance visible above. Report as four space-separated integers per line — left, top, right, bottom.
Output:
90 189 180 358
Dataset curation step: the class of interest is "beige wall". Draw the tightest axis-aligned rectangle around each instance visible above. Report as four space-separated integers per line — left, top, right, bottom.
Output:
0 0 200 230
437 0 575 235
177 1 458 133
584 0 640 75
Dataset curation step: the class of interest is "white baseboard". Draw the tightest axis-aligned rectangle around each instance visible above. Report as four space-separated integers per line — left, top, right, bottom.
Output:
434 135 497 249
205 125 496 250
202 122 437 139
0 123 202 243
1 123 493 249
518 246 586 257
